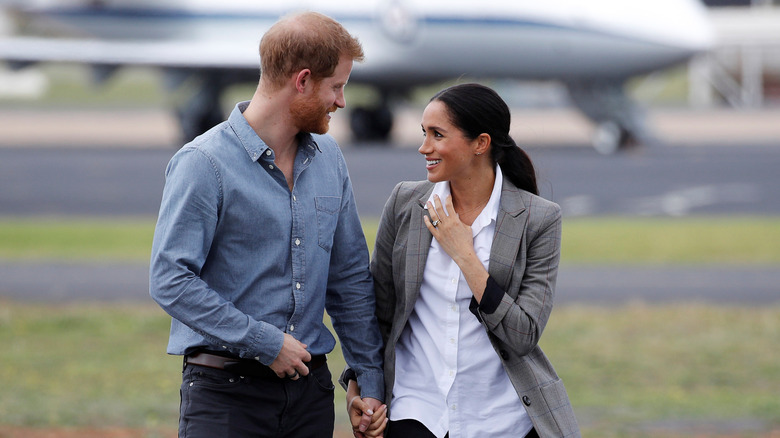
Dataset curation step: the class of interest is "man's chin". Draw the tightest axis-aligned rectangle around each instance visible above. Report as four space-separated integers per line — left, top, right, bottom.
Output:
305 121 330 135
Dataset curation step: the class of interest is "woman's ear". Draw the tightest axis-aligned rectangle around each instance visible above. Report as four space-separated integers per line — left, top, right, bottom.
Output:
475 133 491 156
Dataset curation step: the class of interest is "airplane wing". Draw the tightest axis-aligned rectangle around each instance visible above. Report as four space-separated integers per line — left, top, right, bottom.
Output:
0 36 259 69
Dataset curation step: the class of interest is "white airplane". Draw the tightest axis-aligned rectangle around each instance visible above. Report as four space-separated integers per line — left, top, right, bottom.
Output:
0 0 714 153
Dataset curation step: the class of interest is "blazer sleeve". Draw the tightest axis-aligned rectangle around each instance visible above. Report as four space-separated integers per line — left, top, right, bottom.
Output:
338 182 402 392
370 182 403 345
475 200 562 357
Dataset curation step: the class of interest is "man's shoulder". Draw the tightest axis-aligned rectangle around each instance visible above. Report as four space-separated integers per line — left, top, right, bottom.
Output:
174 122 240 161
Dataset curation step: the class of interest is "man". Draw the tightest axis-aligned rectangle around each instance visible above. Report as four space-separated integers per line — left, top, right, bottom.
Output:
149 11 384 437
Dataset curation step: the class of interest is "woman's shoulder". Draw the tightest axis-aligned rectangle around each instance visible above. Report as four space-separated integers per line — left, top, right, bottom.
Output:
390 180 434 204
501 181 561 218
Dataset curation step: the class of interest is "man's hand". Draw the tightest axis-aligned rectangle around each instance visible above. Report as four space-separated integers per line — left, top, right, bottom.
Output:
269 333 311 380
347 380 387 437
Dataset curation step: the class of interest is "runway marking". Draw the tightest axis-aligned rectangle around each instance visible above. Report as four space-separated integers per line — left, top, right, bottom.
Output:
560 195 597 216
628 183 761 216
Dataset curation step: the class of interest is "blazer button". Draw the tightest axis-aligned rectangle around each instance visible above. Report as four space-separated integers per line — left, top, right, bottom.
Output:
522 395 531 406
500 350 509 360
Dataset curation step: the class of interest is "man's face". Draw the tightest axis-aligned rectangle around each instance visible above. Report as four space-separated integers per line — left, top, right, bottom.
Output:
290 55 353 134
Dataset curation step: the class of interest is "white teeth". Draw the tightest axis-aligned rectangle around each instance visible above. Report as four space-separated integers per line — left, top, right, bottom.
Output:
427 159 441 166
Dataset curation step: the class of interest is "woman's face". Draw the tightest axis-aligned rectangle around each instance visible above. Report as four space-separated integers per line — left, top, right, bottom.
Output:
418 100 480 184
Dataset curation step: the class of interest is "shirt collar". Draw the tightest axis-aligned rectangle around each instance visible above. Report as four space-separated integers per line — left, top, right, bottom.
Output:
425 165 503 236
229 101 321 163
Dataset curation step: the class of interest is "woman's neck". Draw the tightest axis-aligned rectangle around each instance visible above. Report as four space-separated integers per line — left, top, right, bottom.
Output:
449 167 496 218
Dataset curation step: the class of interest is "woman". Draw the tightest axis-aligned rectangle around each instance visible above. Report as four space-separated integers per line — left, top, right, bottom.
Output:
346 83 580 438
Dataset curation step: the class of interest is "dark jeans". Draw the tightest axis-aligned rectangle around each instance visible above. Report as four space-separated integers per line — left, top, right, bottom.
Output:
179 363 335 437
387 419 539 438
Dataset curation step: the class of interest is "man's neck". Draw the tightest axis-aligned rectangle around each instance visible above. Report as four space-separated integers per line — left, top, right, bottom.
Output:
243 83 301 191
242 84 300 157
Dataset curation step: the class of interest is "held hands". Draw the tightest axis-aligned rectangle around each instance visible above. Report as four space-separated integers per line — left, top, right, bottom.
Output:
424 195 475 265
269 333 311 380
346 380 387 437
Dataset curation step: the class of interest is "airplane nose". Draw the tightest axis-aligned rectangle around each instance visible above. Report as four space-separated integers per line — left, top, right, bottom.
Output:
661 3 715 53
586 0 716 72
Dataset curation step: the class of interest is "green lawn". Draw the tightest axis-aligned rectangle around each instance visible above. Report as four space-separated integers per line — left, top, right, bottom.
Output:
0 302 777 437
1 216 779 265
1 216 778 436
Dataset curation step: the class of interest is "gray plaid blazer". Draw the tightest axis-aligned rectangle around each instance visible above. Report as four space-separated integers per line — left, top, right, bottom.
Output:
371 177 580 437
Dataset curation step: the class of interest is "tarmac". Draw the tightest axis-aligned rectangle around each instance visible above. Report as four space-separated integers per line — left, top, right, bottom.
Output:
1 261 778 305
0 105 778 305
1 105 779 149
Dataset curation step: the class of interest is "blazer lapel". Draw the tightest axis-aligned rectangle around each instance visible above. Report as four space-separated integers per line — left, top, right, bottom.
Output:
489 179 529 292
402 188 435 317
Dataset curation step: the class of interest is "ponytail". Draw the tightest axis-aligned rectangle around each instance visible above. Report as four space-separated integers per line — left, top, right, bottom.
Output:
491 135 539 196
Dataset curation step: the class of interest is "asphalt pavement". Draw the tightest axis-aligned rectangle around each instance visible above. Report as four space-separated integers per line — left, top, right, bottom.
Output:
1 261 777 305
0 106 778 304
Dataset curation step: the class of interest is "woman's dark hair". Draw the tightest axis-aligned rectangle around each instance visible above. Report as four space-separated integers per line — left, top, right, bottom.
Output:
431 83 538 195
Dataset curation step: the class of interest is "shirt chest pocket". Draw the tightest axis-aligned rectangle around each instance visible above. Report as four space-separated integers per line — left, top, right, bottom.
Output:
315 196 341 251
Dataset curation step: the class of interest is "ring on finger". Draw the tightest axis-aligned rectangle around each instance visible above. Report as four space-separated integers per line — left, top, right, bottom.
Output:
286 371 299 379
431 219 440 227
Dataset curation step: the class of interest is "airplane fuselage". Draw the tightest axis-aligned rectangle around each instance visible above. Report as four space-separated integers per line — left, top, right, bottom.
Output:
12 0 713 86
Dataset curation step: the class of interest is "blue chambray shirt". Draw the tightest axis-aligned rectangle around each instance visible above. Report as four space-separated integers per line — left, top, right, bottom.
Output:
150 101 384 400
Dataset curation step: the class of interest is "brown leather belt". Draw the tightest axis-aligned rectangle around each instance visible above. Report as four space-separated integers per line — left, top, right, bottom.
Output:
185 351 326 379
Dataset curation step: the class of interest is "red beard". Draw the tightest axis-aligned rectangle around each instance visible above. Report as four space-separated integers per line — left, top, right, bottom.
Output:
290 86 335 135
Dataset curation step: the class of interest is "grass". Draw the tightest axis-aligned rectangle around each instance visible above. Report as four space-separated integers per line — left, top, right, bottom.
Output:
0 302 179 428
1 216 778 435
560 216 780 265
1 216 778 265
0 218 155 262
543 304 780 436
0 301 778 436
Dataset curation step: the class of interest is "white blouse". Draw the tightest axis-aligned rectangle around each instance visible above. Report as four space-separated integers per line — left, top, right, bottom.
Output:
390 166 533 438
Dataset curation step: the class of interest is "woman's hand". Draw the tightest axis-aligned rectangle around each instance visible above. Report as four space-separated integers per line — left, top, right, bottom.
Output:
424 195 475 265
424 194 489 302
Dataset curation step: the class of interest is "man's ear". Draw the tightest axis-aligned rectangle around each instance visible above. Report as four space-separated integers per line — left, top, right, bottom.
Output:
294 69 312 94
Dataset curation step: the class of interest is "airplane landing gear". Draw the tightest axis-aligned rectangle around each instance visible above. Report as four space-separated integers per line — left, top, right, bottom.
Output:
350 106 393 141
567 81 648 154
591 121 637 155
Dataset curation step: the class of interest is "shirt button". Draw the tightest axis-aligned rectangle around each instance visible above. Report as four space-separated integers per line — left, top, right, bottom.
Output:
290 325 295 331
451 404 457 411
295 238 301 246
265 150 272 156
293 195 297 201
269 164 274 170
449 338 455 344
451 278 457 284
296 282 301 290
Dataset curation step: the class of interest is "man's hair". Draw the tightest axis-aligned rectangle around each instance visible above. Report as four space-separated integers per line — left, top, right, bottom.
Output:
260 11 364 89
